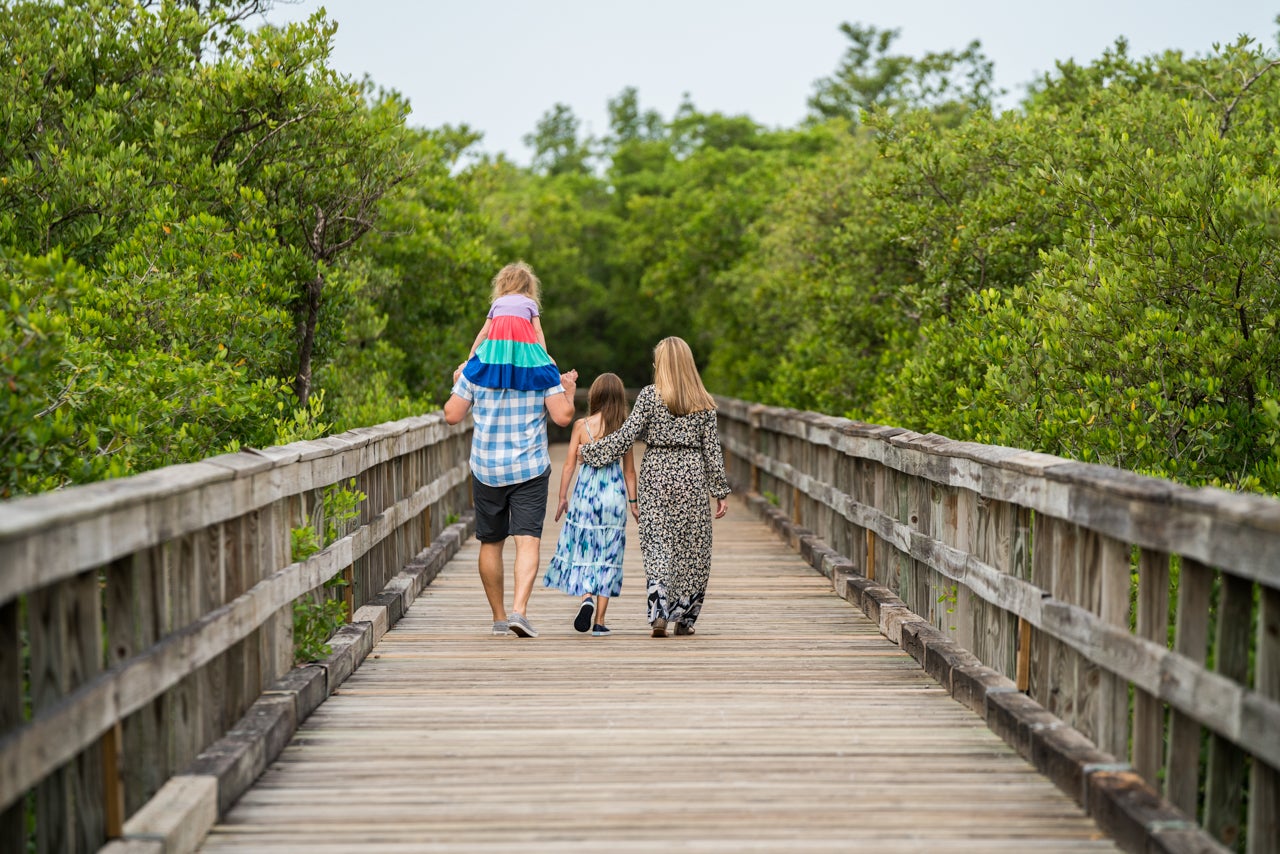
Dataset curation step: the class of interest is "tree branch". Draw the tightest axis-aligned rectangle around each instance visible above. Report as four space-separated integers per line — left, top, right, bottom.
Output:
1219 59 1280 138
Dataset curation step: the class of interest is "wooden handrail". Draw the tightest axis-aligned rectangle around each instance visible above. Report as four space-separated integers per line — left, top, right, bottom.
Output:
715 395 1279 853
0 413 473 852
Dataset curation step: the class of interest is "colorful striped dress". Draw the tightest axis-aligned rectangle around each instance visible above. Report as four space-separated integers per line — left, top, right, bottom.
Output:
462 294 561 391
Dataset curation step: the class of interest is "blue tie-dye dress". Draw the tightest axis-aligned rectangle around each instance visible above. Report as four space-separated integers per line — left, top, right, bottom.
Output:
543 423 627 597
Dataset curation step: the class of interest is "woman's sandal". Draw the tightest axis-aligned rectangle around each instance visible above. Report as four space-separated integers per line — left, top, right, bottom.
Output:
674 623 695 636
651 619 667 638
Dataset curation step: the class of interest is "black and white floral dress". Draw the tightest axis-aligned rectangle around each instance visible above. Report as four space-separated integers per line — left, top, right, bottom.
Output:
578 385 730 627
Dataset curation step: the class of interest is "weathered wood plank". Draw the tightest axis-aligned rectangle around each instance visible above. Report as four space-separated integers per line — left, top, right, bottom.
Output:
108 553 163 816
1094 534 1130 760
1132 549 1170 786
101 723 125 839
1248 585 1280 854
0 599 22 852
30 582 72 854
1204 571 1253 847
66 569 105 851
1166 558 1212 816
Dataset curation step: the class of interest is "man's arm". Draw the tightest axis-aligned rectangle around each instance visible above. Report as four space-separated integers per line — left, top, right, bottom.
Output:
443 393 471 425
545 370 578 427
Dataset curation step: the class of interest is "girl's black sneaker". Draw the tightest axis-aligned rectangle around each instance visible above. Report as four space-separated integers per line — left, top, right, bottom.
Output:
573 597 595 633
591 624 611 636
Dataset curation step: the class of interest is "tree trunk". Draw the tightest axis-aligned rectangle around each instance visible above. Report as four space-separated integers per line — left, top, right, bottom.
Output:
293 272 323 403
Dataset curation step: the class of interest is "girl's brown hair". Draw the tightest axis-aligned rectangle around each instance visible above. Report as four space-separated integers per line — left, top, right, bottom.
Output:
588 373 629 438
490 261 541 307
652 336 714 417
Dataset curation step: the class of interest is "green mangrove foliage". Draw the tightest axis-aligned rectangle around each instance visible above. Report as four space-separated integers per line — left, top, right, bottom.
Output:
4 6 1277 499
0 1 490 496
493 25 1279 493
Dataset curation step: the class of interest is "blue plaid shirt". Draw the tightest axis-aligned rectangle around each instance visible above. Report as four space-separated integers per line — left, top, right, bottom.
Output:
451 375 565 487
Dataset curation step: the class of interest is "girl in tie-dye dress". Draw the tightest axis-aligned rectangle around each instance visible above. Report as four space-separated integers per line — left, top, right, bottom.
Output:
458 261 561 391
543 373 638 636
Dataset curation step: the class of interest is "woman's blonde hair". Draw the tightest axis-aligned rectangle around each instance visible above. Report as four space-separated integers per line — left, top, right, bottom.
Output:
652 336 714 417
491 261 541 306
588 373 628 438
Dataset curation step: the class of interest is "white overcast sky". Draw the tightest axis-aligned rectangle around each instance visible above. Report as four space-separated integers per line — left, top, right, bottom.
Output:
261 1 1278 164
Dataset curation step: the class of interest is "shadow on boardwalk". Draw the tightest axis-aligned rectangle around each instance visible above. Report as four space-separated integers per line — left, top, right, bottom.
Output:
201 445 1115 853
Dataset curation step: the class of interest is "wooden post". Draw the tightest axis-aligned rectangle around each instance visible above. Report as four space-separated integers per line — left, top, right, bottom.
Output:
749 416 760 494
1051 520 1080 725
1248 586 1280 854
1094 535 1131 760
342 566 355 620
866 530 876 582
101 723 125 838
1028 513 1059 714
974 497 1017 677
169 534 202 780
1166 557 1212 816
31 583 70 854
109 552 163 815
1132 549 1170 787
0 599 22 853
1204 571 1253 847
70 568 105 851
1016 618 1032 692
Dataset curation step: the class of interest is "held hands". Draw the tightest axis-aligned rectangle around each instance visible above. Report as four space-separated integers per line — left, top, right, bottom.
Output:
714 497 729 519
555 498 569 522
560 368 578 397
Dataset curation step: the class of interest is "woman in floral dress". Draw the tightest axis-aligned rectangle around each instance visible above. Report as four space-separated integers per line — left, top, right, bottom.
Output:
578 337 730 636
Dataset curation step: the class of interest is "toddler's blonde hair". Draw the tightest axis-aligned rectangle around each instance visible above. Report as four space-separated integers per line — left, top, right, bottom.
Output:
491 261 541 307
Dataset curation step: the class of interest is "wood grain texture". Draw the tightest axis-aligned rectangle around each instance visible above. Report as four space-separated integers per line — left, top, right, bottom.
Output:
1165 558 1212 816
202 446 1116 853
1132 549 1169 787
1248 585 1280 854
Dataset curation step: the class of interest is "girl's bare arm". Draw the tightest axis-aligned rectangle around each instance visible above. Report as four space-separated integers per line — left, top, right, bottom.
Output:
531 315 548 350
556 420 583 521
466 318 493 359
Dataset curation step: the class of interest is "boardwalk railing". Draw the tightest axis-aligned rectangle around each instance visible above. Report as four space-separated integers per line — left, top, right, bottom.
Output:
0 413 472 853
717 397 1279 853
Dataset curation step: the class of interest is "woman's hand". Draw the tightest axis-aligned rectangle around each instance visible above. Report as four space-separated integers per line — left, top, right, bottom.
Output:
714 497 728 519
555 498 569 522
629 500 640 521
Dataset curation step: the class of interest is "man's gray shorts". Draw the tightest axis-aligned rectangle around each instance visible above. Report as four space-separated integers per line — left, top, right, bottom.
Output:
472 468 550 543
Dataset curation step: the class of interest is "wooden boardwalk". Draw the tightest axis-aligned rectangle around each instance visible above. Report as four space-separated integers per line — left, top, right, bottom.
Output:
200 447 1116 853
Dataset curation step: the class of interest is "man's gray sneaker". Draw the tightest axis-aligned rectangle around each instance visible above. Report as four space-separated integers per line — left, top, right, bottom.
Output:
508 612 538 638
492 620 510 636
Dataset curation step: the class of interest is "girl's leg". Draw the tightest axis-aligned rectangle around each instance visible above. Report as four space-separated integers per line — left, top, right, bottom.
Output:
595 595 610 624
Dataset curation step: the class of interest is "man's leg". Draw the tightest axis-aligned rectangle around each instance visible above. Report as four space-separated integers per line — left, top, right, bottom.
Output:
510 535 541 616
471 474 511 627
506 468 551 619
478 540 506 622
